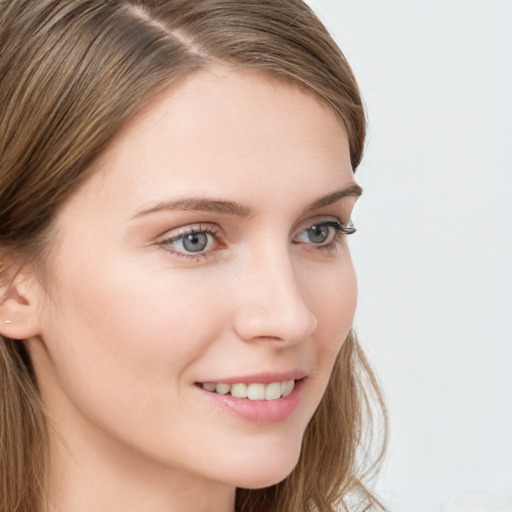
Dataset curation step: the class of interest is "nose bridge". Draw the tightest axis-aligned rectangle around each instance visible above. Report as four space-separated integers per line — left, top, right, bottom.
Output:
232 240 318 344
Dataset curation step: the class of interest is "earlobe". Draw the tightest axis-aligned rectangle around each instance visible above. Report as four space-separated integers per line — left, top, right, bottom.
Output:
0 270 43 341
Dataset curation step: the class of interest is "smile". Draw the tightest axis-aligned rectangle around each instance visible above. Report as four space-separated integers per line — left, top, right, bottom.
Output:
200 380 295 400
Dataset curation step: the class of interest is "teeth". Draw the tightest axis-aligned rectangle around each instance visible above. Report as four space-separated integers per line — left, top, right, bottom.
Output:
265 382 281 400
281 380 294 397
215 383 231 395
201 379 296 400
247 383 265 400
231 383 248 398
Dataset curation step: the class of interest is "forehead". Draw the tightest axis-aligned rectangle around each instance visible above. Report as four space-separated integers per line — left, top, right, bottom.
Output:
67 66 353 217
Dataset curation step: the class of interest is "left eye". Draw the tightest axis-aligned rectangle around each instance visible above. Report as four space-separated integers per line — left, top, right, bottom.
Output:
294 221 346 245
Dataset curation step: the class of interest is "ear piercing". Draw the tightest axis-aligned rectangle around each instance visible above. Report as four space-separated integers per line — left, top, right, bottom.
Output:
4 320 12 324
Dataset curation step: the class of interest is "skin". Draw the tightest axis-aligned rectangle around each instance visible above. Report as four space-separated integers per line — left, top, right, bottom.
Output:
3 67 359 512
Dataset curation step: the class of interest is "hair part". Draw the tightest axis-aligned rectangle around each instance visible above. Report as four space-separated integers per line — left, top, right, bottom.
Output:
0 2 385 511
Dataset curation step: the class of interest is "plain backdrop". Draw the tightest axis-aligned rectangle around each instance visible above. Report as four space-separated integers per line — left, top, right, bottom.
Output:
303 1 512 511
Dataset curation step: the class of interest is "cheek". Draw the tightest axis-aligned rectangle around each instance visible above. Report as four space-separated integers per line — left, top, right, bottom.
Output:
306 256 357 352
298 256 357 404
39 255 227 421
35 258 241 479
51 263 223 361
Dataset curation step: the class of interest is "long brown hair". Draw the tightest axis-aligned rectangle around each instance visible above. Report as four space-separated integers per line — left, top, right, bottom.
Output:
0 1 387 511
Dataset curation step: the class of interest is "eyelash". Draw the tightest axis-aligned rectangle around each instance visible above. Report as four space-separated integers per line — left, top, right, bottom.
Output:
158 219 356 261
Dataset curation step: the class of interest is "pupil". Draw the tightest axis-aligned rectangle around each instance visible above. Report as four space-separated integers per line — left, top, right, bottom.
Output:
183 233 208 252
309 225 329 243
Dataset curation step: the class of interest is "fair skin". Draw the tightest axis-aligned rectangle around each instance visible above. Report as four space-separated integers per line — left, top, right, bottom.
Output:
1 67 359 512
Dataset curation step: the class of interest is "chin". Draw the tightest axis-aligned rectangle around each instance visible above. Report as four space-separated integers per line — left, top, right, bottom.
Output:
218 439 303 490
232 465 298 490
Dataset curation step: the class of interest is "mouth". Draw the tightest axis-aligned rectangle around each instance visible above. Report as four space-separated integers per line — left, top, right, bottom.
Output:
195 374 306 423
196 379 298 401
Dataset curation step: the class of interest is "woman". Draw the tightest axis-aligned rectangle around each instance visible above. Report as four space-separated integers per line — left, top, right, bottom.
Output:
0 1 386 511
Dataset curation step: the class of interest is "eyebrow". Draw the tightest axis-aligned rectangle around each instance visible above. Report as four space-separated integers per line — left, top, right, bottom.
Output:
132 183 362 219
303 183 362 212
133 197 253 218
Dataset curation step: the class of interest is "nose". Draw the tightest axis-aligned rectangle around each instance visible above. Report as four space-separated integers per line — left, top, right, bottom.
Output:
231 245 318 346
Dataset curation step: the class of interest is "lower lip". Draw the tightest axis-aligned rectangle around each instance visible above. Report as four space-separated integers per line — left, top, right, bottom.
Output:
196 380 303 423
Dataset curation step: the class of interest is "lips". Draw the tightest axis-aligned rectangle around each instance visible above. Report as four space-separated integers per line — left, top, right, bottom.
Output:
194 372 306 422
200 380 295 400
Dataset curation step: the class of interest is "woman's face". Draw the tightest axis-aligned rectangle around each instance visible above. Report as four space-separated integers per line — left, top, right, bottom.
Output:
29 67 359 491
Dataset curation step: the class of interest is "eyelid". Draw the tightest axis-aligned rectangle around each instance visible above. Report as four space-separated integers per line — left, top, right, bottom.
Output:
158 223 218 240
294 216 355 238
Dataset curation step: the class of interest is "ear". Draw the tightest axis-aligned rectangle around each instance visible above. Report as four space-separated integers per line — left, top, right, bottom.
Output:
0 265 43 341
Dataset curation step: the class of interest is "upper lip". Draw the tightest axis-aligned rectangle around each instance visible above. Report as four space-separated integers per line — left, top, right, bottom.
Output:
197 370 308 385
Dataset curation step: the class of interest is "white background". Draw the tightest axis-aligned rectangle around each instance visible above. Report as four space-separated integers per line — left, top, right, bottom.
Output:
304 1 512 511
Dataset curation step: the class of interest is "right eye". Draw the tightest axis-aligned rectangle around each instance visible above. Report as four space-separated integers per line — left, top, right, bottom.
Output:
159 225 220 259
